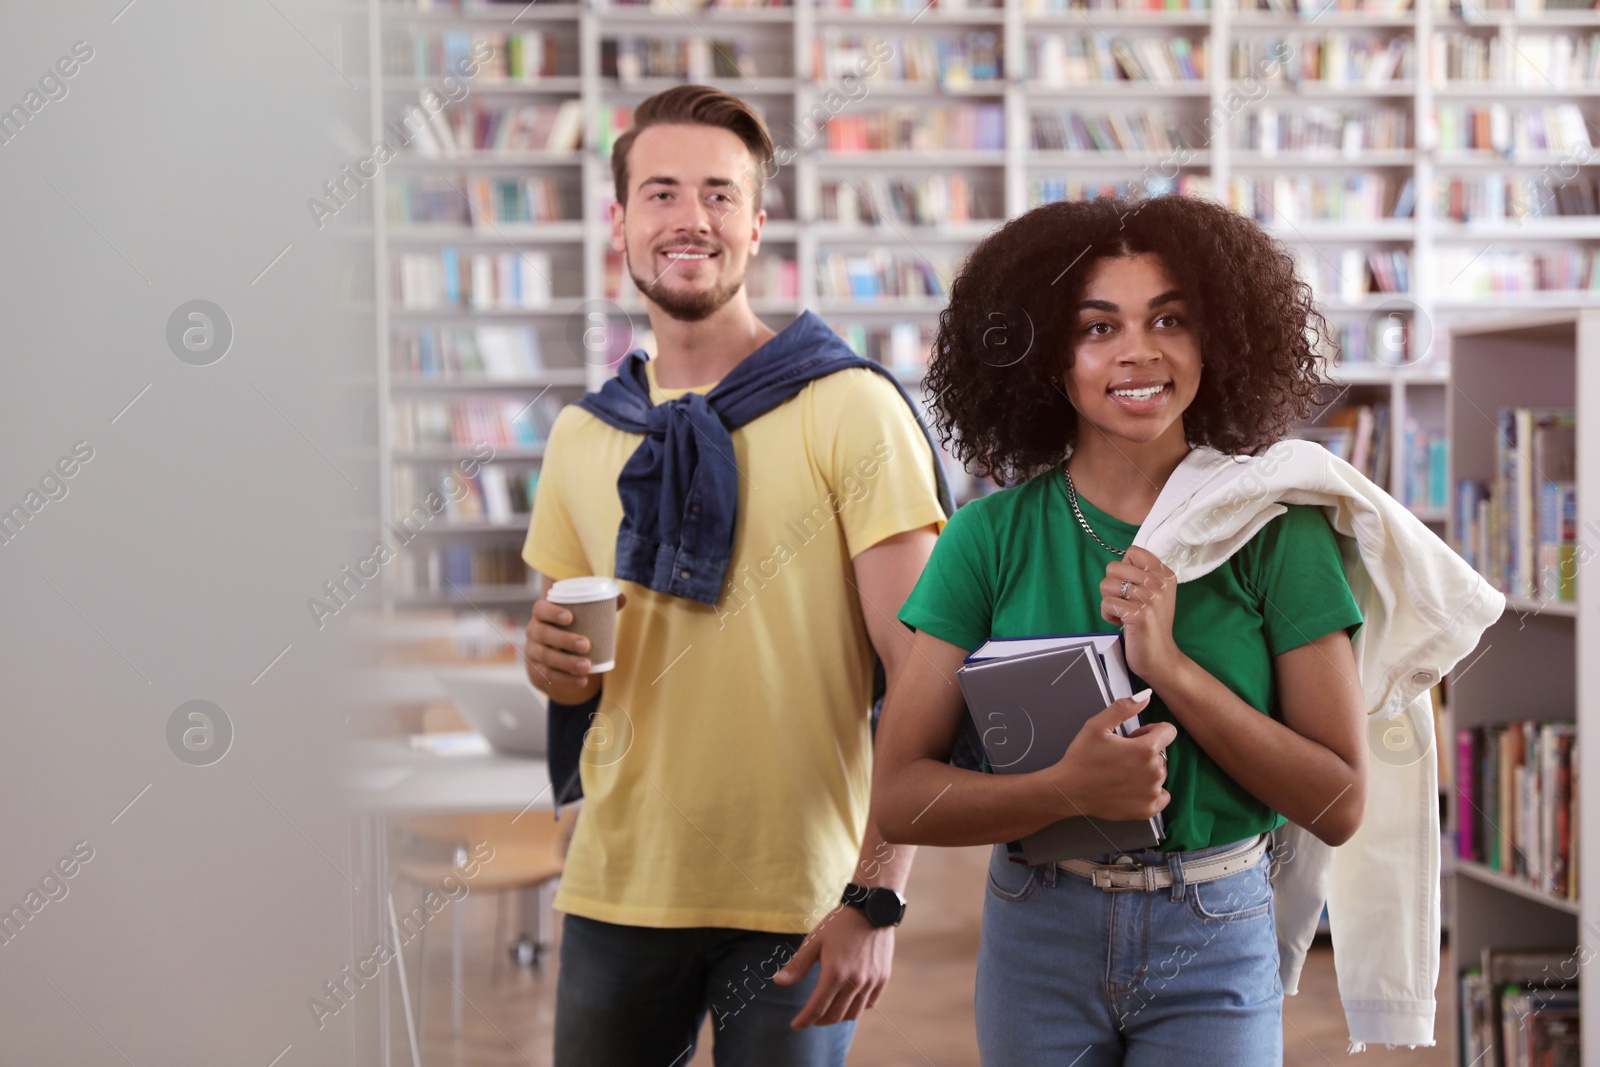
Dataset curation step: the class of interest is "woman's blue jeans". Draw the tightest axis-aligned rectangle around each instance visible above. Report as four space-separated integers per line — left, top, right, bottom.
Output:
976 838 1284 1067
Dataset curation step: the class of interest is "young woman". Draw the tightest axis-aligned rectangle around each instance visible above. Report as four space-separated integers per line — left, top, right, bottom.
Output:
872 194 1371 1066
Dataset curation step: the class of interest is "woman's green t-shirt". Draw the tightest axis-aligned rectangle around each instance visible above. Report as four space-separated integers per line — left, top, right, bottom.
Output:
897 465 1364 852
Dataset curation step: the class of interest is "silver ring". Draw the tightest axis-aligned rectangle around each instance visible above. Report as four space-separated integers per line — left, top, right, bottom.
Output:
1119 579 1131 598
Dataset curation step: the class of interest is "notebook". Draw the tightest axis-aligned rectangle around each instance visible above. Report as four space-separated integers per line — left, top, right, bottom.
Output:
958 636 1165 864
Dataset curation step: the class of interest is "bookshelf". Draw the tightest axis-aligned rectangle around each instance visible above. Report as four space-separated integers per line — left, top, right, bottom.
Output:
1445 311 1598 1066
358 0 1600 628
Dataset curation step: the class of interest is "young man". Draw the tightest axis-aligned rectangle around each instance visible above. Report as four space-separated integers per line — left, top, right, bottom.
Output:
520 86 948 1066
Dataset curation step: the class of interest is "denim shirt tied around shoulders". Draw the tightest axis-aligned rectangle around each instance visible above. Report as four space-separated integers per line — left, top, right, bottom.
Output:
576 310 954 606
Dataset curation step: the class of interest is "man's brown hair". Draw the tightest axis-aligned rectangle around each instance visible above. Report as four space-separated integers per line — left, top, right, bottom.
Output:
610 85 776 212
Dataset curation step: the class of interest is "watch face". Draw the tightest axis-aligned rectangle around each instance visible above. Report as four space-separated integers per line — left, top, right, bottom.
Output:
865 889 905 927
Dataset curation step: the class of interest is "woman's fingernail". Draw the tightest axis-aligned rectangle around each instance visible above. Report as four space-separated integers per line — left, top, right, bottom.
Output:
1132 688 1153 703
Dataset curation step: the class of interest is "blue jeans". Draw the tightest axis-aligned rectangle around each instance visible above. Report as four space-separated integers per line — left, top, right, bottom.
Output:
554 913 856 1067
976 839 1283 1067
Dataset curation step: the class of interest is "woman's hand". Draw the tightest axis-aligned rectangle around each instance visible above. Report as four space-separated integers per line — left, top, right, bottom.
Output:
1041 693 1174 822
1101 547 1186 687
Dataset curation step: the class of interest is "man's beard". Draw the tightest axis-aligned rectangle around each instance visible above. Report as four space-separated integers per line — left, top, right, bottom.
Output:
628 247 745 322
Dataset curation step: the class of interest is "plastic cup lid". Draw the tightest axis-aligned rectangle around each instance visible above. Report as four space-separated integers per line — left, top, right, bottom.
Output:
547 576 621 604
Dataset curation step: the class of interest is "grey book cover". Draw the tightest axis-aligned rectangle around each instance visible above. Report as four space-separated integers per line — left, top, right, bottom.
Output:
958 643 1164 864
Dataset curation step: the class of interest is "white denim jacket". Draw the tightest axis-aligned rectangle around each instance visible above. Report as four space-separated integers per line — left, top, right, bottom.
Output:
1131 442 1505 1052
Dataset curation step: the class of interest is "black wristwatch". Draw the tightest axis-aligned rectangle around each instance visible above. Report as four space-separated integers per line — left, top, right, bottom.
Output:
841 883 906 928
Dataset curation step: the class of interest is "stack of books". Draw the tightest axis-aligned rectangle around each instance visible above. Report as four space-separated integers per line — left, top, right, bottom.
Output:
1455 407 1577 601
391 325 546 381
824 105 1005 151
1460 947 1579 1067
1456 720 1579 900
393 249 554 310
1026 34 1205 85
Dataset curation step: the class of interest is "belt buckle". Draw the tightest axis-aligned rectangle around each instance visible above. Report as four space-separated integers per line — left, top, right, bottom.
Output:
1090 861 1147 892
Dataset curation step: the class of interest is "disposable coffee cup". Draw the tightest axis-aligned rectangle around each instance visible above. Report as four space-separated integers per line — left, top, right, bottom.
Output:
547 576 621 673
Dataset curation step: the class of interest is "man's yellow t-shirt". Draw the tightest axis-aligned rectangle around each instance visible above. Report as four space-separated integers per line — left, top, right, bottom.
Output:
522 358 946 934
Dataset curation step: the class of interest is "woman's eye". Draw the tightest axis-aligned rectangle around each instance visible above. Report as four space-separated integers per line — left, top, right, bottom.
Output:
1155 313 1183 328
1084 322 1112 336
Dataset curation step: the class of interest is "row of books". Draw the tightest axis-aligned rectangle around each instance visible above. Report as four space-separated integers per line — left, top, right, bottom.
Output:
1330 313 1421 365
818 0 1001 11
1456 407 1577 601
1232 34 1413 86
446 100 585 154
387 176 578 226
1456 720 1579 900
391 325 548 381
817 250 953 299
1294 402 1391 486
1434 31 1600 88
383 30 567 80
601 38 759 82
1436 174 1600 222
1438 248 1600 294
1293 247 1412 301
1026 34 1206 85
1401 419 1448 511
815 31 1002 87
395 545 532 597
820 175 993 226
1230 173 1415 222
1022 0 1208 10
1028 172 1214 206
390 395 565 451
1460 947 1579 1067
392 464 540 526
392 250 555 310
824 105 1005 151
1246 0 1410 12
1030 108 1195 152
1236 105 1412 153
1435 104 1591 155
830 319 935 378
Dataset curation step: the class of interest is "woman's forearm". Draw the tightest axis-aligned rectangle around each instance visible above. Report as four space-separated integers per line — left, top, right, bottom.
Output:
1154 654 1363 845
876 757 1070 847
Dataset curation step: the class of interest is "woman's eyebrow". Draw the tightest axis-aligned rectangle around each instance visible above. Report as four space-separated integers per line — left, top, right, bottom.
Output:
1074 290 1184 314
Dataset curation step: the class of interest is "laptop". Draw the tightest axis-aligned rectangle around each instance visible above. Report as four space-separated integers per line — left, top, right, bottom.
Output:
434 671 548 758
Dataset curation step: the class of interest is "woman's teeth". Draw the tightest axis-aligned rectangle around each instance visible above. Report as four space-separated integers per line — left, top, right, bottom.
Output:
1111 384 1166 401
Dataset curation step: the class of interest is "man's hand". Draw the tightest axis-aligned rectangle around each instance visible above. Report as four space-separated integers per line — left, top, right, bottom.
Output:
523 591 625 703
773 904 895 1029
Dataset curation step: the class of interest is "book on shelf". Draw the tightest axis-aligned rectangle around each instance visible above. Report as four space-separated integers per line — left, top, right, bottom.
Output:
829 318 935 378
816 250 953 300
824 104 1004 151
392 463 540 526
384 29 565 81
394 249 553 310
1436 248 1600 296
1291 402 1391 486
390 394 564 451
1030 173 1213 207
1030 107 1198 152
1233 33 1412 86
392 325 546 381
602 37 758 83
1434 104 1591 156
958 636 1164 865
1290 246 1410 303
398 544 533 597
453 99 585 154
1437 174 1600 223
815 29 1002 88
1455 720 1579 901
1401 417 1447 512
820 175 991 226
1237 104 1412 155
1229 173 1413 223
1435 30 1600 90
1456 406 1577 600
1461 948 1580 1067
1027 33 1206 86
1021 0 1209 11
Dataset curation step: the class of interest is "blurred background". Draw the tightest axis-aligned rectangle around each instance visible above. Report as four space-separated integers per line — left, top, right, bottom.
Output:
1 0 1594 1064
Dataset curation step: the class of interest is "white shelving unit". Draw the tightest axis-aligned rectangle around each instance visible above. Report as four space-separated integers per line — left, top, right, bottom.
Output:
1445 310 1599 1066
359 0 1600 619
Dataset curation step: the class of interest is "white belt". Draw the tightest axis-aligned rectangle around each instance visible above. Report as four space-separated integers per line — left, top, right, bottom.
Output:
1057 834 1269 892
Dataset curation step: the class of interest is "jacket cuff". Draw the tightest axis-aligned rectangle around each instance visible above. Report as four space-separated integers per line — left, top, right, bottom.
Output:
1342 1000 1436 1051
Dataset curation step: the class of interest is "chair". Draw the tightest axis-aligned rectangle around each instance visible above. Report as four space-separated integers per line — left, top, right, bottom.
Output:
391 810 565 1039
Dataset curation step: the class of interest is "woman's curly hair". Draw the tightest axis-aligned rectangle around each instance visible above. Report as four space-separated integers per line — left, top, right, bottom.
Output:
926 194 1330 485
